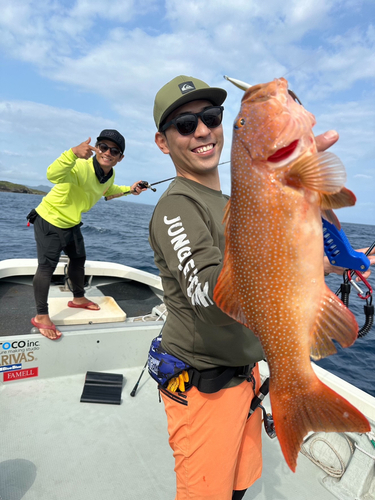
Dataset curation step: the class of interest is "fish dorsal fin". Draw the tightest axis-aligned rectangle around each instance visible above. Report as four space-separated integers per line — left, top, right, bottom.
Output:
320 187 356 211
286 152 346 193
213 200 251 328
310 286 358 360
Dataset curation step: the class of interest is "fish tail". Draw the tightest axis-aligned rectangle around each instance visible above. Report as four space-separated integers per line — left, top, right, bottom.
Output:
271 376 370 472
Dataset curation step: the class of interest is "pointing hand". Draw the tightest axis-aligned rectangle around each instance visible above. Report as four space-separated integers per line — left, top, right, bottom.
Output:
72 138 100 159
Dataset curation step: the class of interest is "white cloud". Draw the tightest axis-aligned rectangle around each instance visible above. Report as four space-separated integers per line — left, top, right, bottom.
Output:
1 0 373 104
0 0 374 222
355 174 373 179
0 100 116 182
0 100 113 139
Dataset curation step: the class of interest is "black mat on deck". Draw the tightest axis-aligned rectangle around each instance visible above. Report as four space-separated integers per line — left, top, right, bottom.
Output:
0 279 161 337
97 280 161 318
80 371 124 405
0 281 36 336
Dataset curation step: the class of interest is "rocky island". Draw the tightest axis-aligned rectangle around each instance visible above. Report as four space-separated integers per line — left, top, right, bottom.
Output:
0 181 47 195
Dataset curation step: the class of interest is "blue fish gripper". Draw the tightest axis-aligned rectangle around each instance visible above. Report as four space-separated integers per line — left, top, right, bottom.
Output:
322 218 370 271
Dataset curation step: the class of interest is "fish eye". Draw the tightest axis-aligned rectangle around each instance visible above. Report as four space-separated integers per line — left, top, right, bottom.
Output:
234 117 245 130
288 89 303 106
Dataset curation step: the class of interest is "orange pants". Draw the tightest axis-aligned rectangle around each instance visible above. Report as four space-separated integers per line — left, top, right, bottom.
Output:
161 364 262 500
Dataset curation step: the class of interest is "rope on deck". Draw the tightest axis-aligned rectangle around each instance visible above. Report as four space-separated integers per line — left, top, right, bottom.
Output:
301 433 355 478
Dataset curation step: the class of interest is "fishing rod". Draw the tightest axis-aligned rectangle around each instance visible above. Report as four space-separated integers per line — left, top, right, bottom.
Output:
130 360 148 397
104 165 231 201
104 177 175 200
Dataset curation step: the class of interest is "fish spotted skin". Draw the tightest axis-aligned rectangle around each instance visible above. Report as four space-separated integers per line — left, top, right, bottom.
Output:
214 78 370 472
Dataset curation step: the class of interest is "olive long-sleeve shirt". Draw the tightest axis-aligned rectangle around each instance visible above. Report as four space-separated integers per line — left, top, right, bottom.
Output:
149 177 264 371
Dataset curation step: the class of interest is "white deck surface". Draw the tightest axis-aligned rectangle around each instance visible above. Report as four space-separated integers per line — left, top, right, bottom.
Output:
49 296 126 325
1 259 374 500
1 365 354 500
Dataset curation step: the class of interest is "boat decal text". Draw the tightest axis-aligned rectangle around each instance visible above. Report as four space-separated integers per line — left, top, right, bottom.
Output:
3 367 39 382
1 352 35 365
0 363 22 372
0 340 40 350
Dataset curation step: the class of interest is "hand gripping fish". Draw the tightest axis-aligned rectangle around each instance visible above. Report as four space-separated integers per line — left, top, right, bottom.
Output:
213 78 370 472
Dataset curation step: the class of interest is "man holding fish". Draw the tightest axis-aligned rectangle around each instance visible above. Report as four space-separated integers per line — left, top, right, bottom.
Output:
149 75 375 499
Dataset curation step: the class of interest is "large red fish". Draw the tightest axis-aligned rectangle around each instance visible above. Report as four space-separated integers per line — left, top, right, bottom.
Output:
213 77 370 472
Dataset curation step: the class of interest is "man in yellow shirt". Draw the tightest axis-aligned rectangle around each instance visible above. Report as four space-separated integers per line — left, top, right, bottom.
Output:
31 129 146 340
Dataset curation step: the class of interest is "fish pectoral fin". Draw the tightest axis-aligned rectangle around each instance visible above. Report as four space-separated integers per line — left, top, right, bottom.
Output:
222 198 231 225
213 257 250 328
310 286 358 360
286 152 346 193
271 377 370 473
214 199 252 328
321 209 341 229
320 186 356 211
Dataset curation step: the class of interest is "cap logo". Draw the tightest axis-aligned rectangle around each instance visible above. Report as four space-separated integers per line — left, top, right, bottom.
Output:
179 81 196 94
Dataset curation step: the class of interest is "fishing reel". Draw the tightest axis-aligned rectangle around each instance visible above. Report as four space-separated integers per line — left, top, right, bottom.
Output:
259 405 277 439
137 180 156 192
248 377 276 439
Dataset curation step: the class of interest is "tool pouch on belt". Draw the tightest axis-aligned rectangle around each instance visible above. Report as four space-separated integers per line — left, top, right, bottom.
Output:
26 208 38 224
148 335 190 383
148 334 255 405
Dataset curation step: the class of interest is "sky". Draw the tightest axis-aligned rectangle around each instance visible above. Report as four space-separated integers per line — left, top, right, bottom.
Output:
0 0 374 225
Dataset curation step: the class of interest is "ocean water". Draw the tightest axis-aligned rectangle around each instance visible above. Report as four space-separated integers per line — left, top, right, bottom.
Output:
1 192 375 396
0 192 157 274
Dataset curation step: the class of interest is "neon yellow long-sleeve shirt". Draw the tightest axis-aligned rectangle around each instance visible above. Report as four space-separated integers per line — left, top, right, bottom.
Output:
36 149 131 228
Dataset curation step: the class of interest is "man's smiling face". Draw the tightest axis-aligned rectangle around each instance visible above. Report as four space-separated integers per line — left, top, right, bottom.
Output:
156 99 224 181
95 139 123 173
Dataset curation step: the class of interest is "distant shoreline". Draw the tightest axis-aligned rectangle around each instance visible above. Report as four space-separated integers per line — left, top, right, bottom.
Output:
0 181 47 195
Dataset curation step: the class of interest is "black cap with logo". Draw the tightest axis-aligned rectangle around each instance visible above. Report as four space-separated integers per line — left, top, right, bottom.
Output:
96 129 125 153
153 75 227 130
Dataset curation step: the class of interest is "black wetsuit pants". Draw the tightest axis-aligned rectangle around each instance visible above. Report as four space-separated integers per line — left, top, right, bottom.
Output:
33 214 86 315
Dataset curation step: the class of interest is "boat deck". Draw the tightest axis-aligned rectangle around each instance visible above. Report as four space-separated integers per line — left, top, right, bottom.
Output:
1 259 375 499
0 276 162 337
1 364 354 500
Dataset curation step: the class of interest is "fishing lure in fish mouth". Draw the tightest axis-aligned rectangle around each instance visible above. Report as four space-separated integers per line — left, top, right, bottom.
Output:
215 75 371 473
224 74 303 106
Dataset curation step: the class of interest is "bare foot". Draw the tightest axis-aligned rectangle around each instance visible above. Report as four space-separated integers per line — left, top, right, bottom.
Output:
70 297 100 310
31 315 62 340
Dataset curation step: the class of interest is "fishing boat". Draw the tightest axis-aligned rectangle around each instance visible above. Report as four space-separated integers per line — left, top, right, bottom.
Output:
1 257 374 500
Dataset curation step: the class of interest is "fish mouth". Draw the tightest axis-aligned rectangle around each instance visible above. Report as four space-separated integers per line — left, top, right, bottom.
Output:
267 140 299 163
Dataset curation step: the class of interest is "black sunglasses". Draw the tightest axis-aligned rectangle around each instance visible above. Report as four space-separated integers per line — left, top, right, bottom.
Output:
160 106 224 136
97 142 122 157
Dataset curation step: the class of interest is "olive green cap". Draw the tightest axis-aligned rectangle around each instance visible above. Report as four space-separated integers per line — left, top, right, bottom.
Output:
153 75 227 130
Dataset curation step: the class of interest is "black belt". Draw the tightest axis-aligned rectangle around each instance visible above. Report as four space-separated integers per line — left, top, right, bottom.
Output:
189 364 255 394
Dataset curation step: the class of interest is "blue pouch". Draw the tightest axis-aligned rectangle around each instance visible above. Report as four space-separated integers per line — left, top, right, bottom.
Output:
148 335 191 388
